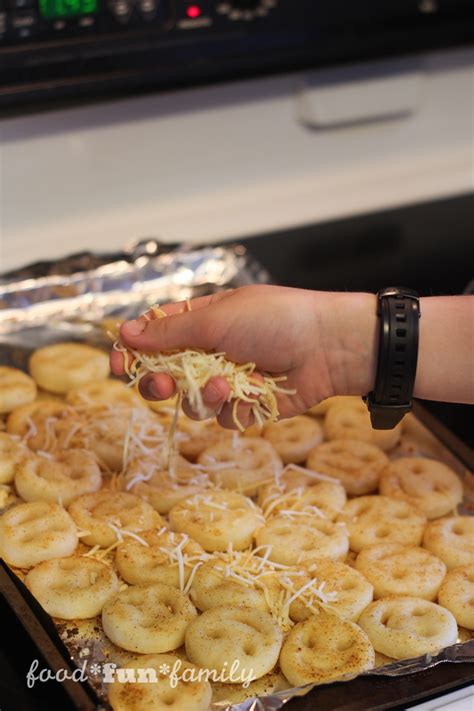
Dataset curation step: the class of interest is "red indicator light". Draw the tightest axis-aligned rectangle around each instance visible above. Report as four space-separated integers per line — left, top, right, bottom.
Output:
186 4 201 18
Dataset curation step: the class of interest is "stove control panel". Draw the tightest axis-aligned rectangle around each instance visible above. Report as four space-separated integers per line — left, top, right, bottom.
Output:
0 0 281 43
0 1 472 110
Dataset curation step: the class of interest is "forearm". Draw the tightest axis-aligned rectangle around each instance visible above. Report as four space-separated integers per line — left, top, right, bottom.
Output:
325 292 474 404
414 296 474 403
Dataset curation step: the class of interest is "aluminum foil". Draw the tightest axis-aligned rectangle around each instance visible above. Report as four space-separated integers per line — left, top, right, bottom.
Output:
0 240 269 351
1 241 473 711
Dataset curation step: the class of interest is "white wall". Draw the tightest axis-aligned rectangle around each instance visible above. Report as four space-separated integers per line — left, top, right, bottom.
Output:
0 47 472 272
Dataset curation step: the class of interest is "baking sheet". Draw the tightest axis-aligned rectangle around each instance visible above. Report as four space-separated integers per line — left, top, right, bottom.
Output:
0 242 472 711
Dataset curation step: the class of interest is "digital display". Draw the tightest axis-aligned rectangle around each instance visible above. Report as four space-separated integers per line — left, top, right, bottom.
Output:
39 0 98 19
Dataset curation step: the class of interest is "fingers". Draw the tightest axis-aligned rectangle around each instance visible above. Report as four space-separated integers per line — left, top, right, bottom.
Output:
110 348 135 376
182 377 231 420
138 373 176 401
119 291 231 352
119 310 210 353
217 401 255 431
151 292 230 317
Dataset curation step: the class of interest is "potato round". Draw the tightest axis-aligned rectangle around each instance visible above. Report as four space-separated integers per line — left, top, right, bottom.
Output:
291 559 373 622
29 342 110 394
68 491 163 547
262 416 323 464
358 597 458 659
279 611 375 685
7 400 76 452
15 449 101 506
355 543 446 600
115 528 205 587
189 558 268 612
379 457 463 519
308 396 360 417
25 556 118 619
423 517 474 570
185 606 283 682
438 566 474 630
323 399 402 450
255 514 349 566
337 496 426 552
0 366 37 413
0 501 78 568
0 432 26 485
66 379 143 408
102 583 197 653
258 477 346 521
177 416 231 461
127 456 209 514
212 671 288 704
169 491 264 552
108 653 212 711
198 437 282 496
307 439 389 495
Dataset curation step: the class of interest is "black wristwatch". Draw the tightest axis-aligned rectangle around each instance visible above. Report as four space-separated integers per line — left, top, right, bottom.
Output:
366 287 421 430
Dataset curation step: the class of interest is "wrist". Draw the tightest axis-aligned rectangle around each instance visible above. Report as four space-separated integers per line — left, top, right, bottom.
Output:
316 291 378 398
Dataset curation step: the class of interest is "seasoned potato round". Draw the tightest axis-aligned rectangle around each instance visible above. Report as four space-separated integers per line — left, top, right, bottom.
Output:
262 416 323 464
169 491 264 552
68 491 163 547
438 566 474 630
102 583 197 653
185 606 283 682
358 597 458 659
258 476 346 521
25 556 118 619
127 456 209 514
0 366 37 413
15 449 101 506
423 517 474 570
0 501 78 568
307 439 389 495
66 379 143 408
189 558 268 612
108 654 212 711
115 528 205 588
355 543 446 600
29 342 110 394
255 514 349 566
323 399 402 451
198 437 282 496
379 457 463 519
212 670 288 704
290 559 373 622
279 611 375 685
177 416 231 461
0 432 26 485
337 496 426 552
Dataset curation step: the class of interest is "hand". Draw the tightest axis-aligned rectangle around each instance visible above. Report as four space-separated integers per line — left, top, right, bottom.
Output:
110 285 378 429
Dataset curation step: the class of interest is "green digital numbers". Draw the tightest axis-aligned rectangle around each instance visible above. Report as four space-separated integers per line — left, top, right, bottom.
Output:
39 0 98 19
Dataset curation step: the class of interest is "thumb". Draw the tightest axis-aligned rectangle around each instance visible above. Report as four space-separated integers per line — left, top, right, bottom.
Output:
119 309 215 353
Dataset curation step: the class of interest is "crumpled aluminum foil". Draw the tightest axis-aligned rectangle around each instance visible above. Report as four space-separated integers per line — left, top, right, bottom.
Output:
0 240 269 347
1 241 473 711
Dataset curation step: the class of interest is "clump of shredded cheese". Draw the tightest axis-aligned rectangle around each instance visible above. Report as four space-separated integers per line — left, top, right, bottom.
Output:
113 304 296 432
202 544 338 631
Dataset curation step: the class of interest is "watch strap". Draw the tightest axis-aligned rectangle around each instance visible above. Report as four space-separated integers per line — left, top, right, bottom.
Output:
366 287 421 430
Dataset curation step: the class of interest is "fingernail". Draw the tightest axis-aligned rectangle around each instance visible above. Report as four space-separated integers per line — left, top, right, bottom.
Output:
124 318 146 337
205 382 223 404
139 378 161 401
